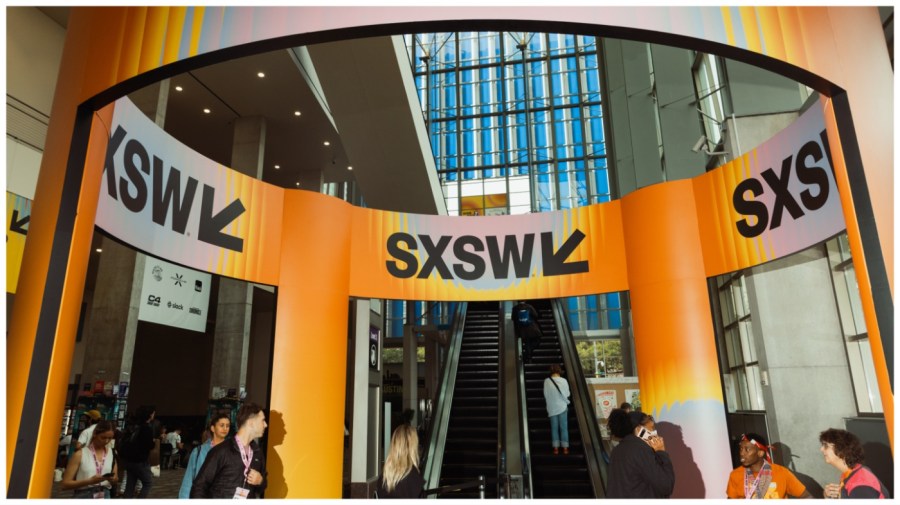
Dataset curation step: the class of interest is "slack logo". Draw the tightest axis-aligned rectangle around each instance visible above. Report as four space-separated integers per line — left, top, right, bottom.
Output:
385 229 589 280
732 130 833 238
104 125 246 252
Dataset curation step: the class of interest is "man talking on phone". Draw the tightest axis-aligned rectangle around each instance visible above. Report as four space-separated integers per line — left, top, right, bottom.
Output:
606 411 675 498
191 403 268 499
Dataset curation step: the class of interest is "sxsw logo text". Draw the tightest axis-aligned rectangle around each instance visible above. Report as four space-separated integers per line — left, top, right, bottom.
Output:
386 229 589 280
732 131 832 238
104 125 246 252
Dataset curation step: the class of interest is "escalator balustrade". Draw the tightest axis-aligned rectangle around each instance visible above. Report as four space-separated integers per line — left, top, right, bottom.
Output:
438 301 500 498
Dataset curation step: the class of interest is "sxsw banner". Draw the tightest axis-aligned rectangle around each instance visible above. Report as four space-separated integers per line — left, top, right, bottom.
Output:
348 203 629 301
6 192 32 293
138 256 211 332
96 97 284 286
694 102 845 276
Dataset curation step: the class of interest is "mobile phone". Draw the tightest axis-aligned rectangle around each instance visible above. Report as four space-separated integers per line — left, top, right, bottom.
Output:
638 427 654 441
102 472 114 478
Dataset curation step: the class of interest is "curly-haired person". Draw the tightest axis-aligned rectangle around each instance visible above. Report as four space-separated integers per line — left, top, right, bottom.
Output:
819 428 889 499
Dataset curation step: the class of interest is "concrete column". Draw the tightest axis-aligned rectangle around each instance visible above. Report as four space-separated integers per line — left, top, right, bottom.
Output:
402 324 418 424
80 81 169 393
209 116 266 396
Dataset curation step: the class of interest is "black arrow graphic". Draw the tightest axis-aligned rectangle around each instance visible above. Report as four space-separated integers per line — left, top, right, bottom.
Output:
541 229 589 276
197 184 245 252
9 210 29 236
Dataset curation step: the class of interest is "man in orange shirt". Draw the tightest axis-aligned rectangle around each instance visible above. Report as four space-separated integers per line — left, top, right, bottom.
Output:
726 433 812 499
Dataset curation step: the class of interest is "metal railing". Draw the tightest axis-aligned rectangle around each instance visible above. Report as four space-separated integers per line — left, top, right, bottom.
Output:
423 475 486 499
422 302 468 493
551 299 609 497
514 319 534 498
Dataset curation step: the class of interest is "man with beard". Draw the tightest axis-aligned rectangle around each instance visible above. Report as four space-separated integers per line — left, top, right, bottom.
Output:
726 433 811 499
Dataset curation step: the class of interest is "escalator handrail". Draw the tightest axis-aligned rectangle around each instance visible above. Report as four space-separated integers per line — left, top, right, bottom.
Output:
551 299 609 497
496 302 506 498
513 317 534 498
422 301 468 493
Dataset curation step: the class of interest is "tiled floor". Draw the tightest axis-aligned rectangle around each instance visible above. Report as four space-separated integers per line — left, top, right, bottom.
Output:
51 466 187 499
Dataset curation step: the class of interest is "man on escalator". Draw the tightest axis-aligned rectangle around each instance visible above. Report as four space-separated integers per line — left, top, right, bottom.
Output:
512 300 542 363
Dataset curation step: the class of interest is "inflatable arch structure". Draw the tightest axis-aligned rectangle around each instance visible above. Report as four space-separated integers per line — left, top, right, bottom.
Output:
7 7 892 498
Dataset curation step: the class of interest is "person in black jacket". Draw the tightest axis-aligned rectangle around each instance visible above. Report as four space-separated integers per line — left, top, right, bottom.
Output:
120 405 157 498
606 411 674 498
191 403 268 499
512 300 542 363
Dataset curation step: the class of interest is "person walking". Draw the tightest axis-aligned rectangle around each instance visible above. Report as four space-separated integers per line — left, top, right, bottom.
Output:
511 300 542 363
119 406 156 498
726 433 811 498
820 428 889 499
378 423 424 498
60 420 118 498
178 412 232 498
543 364 571 455
606 411 674 498
190 403 268 499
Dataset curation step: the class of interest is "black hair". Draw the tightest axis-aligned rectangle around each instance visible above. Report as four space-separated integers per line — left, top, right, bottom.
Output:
236 402 263 429
743 432 768 447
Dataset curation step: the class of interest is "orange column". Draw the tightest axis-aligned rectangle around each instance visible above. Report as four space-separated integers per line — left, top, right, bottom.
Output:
823 99 893 448
621 180 731 498
5 9 114 497
266 191 353 497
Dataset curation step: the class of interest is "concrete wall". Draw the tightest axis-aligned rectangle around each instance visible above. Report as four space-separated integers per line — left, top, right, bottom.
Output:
745 247 858 494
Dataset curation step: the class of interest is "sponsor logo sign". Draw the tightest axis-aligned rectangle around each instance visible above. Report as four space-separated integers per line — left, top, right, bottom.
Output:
138 256 211 332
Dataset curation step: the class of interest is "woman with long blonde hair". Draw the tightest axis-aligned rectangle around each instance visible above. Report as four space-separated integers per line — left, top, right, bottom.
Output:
378 423 424 498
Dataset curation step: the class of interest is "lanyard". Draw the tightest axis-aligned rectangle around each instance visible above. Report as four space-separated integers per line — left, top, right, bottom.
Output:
743 462 768 499
237 438 253 480
88 444 107 476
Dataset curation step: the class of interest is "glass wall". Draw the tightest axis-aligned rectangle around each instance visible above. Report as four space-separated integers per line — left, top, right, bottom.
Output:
403 31 618 332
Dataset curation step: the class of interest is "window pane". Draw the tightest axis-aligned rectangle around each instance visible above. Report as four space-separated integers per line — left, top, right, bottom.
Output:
746 365 765 410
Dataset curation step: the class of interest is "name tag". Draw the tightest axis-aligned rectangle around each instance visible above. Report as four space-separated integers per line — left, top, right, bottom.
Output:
233 487 250 499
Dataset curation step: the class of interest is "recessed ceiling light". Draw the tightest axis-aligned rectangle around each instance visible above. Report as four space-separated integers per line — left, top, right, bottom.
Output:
95 248 102 253
203 108 211 114
274 165 280 169
294 111 301 116
347 166 353 171
295 182 300 187
175 85 183 92
323 141 331 146
257 72 265 78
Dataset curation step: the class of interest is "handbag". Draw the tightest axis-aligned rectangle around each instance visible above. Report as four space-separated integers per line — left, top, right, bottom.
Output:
549 377 571 404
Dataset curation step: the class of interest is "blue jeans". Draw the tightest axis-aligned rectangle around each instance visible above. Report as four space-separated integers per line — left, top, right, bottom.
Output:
122 460 153 498
550 409 569 448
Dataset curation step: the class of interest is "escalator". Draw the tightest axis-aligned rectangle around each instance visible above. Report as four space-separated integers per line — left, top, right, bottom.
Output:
438 301 500 498
523 299 596 498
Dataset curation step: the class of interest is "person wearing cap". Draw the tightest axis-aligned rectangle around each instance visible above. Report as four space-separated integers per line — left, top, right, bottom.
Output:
606 410 674 498
76 410 114 451
726 433 811 499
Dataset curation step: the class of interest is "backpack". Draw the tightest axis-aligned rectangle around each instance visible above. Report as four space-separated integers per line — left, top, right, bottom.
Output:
117 422 141 461
515 307 532 326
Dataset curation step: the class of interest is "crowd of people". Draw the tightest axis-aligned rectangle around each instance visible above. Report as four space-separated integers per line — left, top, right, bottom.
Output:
601 400 890 499
59 403 269 500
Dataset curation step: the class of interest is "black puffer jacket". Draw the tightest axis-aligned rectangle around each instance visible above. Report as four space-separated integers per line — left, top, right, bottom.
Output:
190 438 267 498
